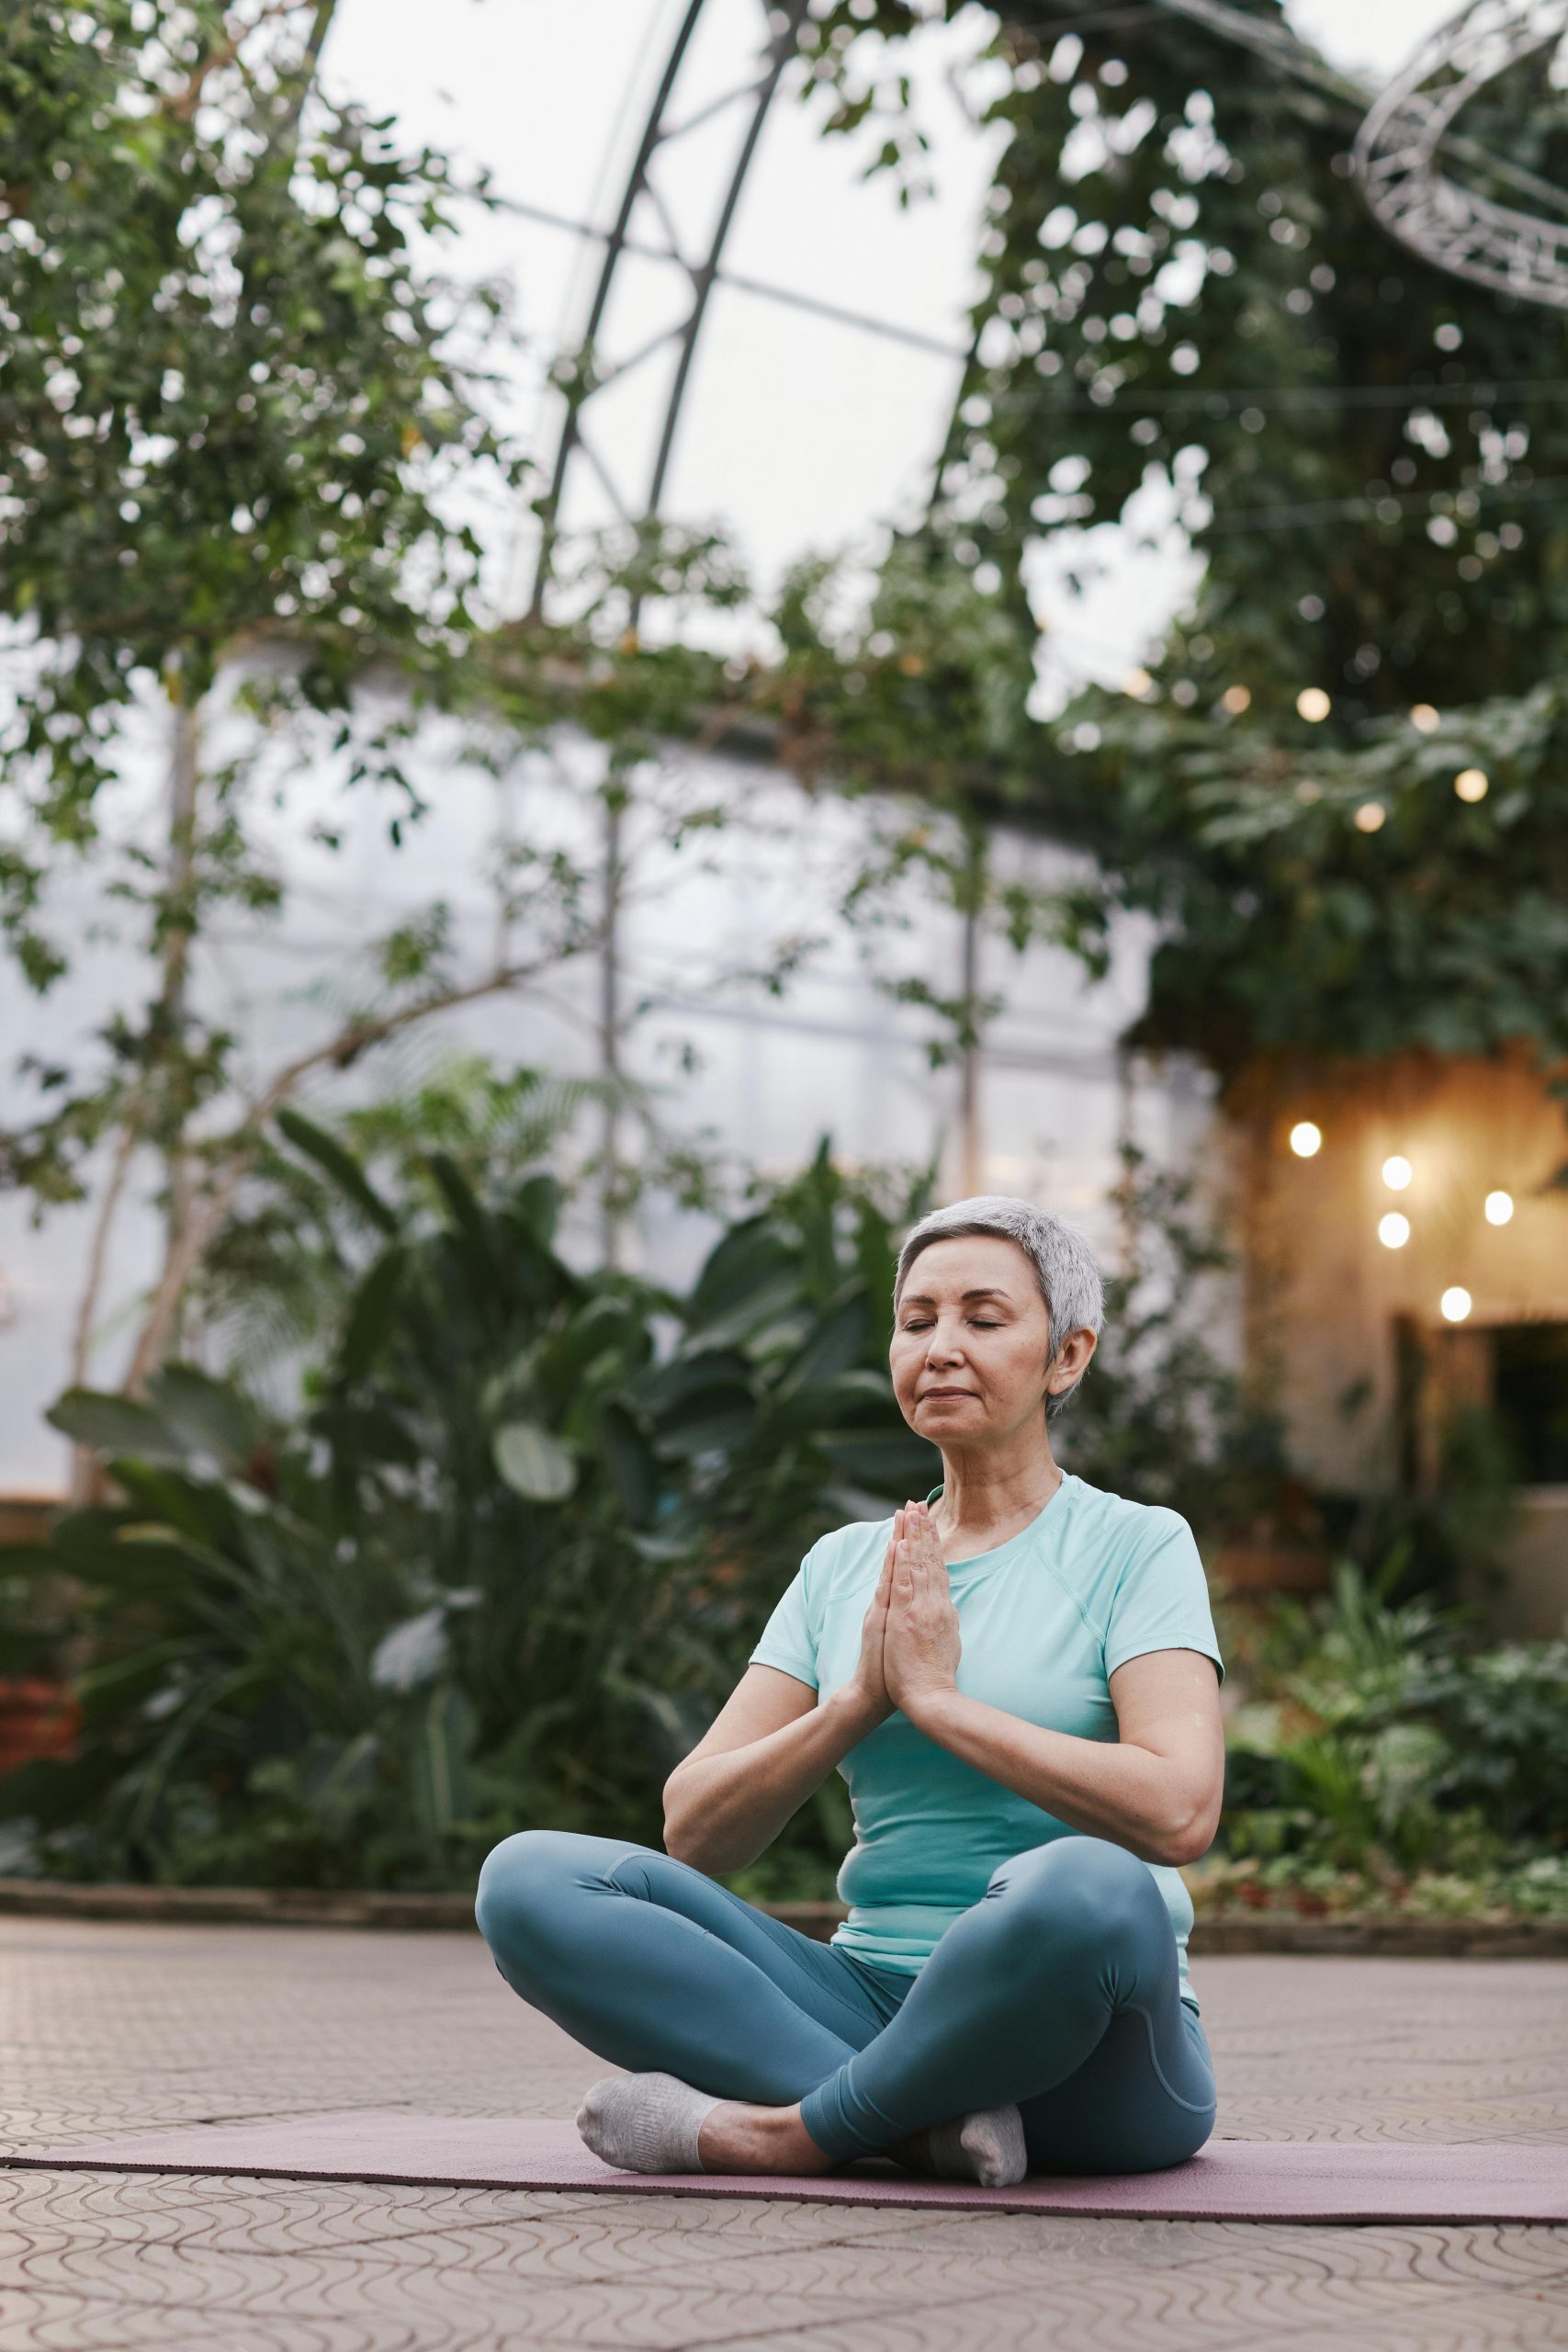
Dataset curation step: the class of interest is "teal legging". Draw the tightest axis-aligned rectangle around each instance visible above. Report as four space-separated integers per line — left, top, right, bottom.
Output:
474 1828 1217 2170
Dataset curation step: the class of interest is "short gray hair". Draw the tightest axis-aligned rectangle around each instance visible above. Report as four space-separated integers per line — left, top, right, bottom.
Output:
893 1193 1106 1421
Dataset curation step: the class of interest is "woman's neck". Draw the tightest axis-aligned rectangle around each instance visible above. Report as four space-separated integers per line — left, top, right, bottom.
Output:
932 1444 1064 1554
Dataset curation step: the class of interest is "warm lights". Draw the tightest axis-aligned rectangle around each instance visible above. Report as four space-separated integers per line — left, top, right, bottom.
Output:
1484 1190 1514 1226
1297 687 1331 722
1382 1156 1412 1190
1221 684 1251 714
1410 704 1440 733
1289 1121 1323 1159
1378 1212 1411 1249
1354 802 1386 832
1440 1287 1472 1322
1122 667 1154 697
1455 767 1489 803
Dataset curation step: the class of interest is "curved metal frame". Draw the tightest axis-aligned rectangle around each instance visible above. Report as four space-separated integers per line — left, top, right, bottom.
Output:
1354 1 1568 309
525 0 808 619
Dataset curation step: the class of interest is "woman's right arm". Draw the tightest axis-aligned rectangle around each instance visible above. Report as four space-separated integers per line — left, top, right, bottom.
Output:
662 1520 900 1877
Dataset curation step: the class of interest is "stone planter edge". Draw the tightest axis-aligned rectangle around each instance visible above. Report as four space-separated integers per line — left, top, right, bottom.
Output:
0 1878 1564 1953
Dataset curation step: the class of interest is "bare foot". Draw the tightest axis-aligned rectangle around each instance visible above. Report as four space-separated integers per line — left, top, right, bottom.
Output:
695 2098 840 2177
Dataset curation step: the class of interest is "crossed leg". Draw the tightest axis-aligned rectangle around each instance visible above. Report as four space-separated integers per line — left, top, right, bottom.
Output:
475 1828 1216 2177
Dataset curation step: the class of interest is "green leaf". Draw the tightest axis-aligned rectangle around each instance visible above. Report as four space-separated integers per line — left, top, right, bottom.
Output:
144 1365 260 1467
276 1107 400 1235
492 1420 578 1501
816 1430 939 1492
595 1396 659 1527
512 1171 561 1245
45 1390 182 1463
775 1285 873 1396
686 1216 797 1332
338 1243 408 1383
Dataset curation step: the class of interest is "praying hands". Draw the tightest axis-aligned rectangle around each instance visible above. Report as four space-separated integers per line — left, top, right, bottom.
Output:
847 1499 963 1725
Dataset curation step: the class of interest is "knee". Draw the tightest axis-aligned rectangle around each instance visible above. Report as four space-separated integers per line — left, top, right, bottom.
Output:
474 1828 594 1973
984 1837 1156 1956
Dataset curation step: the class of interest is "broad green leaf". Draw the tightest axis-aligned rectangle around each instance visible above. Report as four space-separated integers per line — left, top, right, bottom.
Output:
46 1390 182 1463
145 1364 260 1467
370 1606 449 1692
492 1420 578 1501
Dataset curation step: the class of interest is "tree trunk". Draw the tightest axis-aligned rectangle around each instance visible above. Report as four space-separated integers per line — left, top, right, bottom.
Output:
956 821 986 1197
598 784 625 1267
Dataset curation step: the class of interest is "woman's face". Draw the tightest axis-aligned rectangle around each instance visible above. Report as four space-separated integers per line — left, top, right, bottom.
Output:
888 1233 1094 1448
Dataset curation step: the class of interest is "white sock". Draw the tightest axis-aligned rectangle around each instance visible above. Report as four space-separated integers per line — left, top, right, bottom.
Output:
575 2072 721 2175
927 2103 1029 2188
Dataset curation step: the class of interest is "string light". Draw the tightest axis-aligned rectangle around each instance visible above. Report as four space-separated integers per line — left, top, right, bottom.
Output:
1355 802 1386 832
1122 666 1154 697
1455 767 1490 802
1440 1287 1472 1322
1297 687 1331 722
1379 1212 1411 1249
1410 705 1440 733
1289 1121 1322 1158
1382 1156 1413 1190
1484 1190 1514 1225
1221 684 1251 714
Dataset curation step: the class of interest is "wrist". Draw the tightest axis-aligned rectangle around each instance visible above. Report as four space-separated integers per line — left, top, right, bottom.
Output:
900 1679 962 1732
826 1683 884 1737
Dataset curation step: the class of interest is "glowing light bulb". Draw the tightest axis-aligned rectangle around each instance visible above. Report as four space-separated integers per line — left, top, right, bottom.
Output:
1440 1287 1472 1322
1221 684 1251 714
1289 1121 1322 1159
1378 1212 1411 1249
1122 667 1154 697
1354 801 1386 832
1484 1190 1514 1226
1297 687 1331 722
1382 1156 1412 1191
1410 704 1440 733
1455 768 1489 803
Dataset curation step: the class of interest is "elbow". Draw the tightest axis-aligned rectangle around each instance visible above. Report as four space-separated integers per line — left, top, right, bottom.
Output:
1160 1792 1223 1870
661 1770 715 1872
661 1776 697 1868
662 1818 705 1871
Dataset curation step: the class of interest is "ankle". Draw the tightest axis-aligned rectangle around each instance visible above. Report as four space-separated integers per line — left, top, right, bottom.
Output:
698 2099 831 2176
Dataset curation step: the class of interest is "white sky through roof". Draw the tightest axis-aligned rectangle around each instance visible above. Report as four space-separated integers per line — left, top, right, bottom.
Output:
324 1 1472 689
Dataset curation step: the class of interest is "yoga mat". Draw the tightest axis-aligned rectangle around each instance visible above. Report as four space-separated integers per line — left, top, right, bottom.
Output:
10 2115 1568 2224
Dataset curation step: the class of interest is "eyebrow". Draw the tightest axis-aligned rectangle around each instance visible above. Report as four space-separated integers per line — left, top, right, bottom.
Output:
900 1287 1016 1308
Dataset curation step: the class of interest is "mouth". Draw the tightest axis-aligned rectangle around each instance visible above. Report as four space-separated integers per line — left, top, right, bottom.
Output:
921 1388 976 1401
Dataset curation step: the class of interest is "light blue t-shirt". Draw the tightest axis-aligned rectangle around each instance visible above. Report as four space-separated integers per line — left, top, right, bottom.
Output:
748 1471 1225 2017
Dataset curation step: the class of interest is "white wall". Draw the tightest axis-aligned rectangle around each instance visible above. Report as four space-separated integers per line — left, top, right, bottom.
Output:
0 717 1208 1495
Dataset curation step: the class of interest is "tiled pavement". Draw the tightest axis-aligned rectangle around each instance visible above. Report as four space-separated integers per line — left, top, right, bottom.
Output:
1 1917 1565 2349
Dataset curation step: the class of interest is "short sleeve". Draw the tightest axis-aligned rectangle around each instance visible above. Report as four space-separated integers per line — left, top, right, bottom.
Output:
748 1544 821 1690
1102 1510 1225 1688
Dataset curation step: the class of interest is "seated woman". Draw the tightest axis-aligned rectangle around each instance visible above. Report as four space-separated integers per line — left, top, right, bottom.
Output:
475 1194 1226 2187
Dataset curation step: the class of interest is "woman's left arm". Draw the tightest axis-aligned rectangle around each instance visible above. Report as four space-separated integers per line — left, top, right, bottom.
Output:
886 1510 1226 1869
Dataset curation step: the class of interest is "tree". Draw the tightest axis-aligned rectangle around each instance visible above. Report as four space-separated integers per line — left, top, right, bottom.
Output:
0 0 544 1419
795 1 1568 1089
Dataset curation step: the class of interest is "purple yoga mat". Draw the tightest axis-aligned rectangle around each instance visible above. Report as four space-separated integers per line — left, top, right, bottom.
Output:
10 2114 1567 2223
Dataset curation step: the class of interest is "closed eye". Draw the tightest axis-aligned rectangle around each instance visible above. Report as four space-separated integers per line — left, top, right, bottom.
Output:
903 1319 1000 1330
